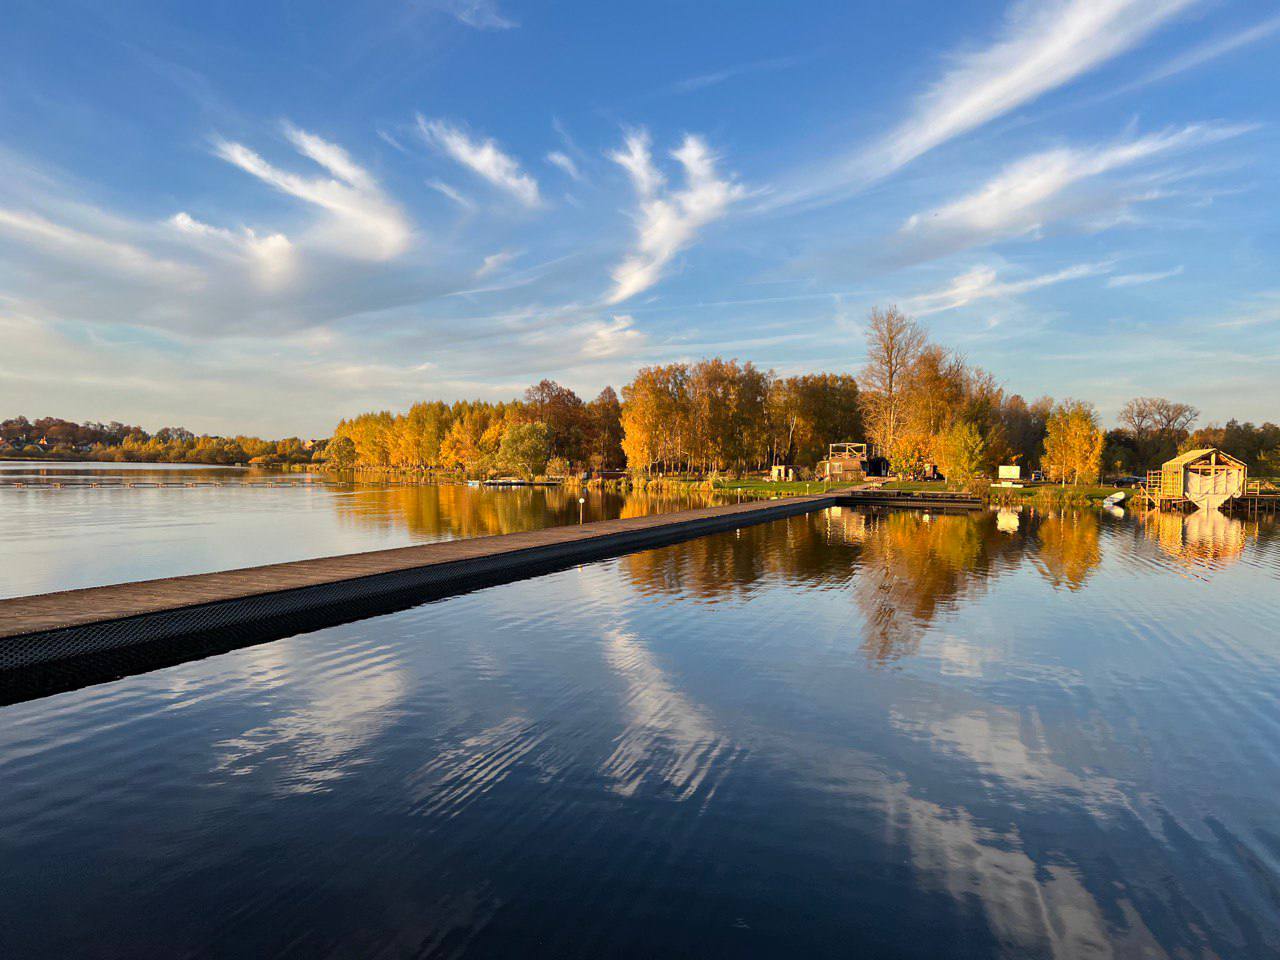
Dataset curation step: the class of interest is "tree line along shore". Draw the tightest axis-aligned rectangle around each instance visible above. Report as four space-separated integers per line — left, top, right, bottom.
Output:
328 308 1280 491
6 308 1279 494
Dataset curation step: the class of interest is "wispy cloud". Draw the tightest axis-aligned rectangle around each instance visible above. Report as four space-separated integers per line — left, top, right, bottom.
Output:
418 116 542 208
442 0 517 30
1114 12 1280 95
475 249 518 277
0 208 199 284
870 0 1196 175
906 262 1109 316
426 178 474 209
665 55 806 94
895 124 1248 261
606 130 745 304
579 314 646 358
776 0 1197 209
545 151 581 181
214 124 411 260
1106 265 1183 288
169 212 294 288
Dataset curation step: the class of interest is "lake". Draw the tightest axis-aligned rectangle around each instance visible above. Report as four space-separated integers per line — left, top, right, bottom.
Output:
0 473 1278 957
0 462 721 598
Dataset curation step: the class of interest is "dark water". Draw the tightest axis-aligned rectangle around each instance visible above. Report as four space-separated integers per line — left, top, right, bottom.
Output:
0 462 719 597
1 507 1278 958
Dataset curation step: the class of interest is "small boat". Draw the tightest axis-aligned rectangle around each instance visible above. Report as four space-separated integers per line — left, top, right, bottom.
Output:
1102 491 1126 508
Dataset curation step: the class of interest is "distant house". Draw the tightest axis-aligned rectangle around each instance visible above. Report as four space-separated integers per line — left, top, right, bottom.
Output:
818 442 869 482
1153 448 1247 511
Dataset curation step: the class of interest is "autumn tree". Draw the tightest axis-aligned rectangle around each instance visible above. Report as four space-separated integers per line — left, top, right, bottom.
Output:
525 380 588 463
585 387 624 470
768 374 862 467
621 363 690 473
934 420 985 489
1042 400 1104 484
326 436 357 469
860 306 925 465
498 421 551 479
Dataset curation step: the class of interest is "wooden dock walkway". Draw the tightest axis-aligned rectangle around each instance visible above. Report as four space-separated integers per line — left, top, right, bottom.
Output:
0 493 837 676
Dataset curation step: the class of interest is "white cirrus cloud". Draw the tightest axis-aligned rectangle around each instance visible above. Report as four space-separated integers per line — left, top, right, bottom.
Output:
475 249 518 278
418 116 542 208
1112 11 1280 97
774 0 1198 209
0 208 200 284
1106 265 1184 288
896 124 1249 260
214 124 411 261
606 130 745 305
426 179 474 210
579 314 647 358
442 0 517 30
905 261 1110 316
169 212 294 288
545 151 582 181
869 0 1198 177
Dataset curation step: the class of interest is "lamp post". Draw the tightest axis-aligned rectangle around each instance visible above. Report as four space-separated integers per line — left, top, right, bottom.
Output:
578 496 586 524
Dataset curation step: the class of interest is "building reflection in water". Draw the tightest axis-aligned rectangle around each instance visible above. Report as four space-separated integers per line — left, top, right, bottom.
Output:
1141 508 1249 570
328 488 1272 665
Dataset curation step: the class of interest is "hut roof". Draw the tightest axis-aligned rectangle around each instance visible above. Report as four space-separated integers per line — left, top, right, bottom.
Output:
1163 448 1246 470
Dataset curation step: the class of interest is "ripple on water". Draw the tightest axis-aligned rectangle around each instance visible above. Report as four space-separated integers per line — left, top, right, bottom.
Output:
0 508 1278 957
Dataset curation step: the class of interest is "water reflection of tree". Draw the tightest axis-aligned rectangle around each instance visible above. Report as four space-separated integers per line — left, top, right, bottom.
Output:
621 512 856 602
330 484 718 541
620 509 1031 663
1032 511 1102 591
853 512 1025 663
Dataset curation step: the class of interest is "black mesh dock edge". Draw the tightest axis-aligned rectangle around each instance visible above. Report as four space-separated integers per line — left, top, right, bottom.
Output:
1 495 833 679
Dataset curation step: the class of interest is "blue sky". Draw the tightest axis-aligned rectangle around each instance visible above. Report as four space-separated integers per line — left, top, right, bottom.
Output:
1 0 1278 436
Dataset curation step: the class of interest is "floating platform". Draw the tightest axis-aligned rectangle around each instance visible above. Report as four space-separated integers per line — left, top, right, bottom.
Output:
838 489 983 511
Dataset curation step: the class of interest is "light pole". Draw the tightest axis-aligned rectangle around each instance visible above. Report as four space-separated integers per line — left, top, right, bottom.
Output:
578 496 586 524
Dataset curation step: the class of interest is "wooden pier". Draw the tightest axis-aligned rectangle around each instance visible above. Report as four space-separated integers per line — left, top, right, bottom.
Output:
0 487 994 703
0 494 835 676
838 489 983 510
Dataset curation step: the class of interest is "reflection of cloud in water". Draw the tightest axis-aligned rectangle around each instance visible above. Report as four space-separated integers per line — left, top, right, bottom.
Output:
887 784 1164 958
212 640 408 794
407 715 549 820
757 709 1164 957
893 704 1127 814
600 628 738 802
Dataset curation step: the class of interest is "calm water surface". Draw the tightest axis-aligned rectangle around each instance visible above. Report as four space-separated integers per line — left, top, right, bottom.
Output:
0 461 720 597
0 505 1277 957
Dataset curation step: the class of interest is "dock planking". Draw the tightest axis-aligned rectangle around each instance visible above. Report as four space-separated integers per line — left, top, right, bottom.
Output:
0 493 837 678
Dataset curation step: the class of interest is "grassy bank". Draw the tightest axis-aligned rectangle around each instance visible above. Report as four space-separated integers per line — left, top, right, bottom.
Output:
884 479 1126 506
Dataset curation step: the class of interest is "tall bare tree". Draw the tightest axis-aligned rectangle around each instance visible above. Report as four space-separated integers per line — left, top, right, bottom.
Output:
860 306 925 463
1119 396 1200 470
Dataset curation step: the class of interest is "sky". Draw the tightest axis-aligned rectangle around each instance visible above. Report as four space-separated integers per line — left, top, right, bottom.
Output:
1 0 1278 437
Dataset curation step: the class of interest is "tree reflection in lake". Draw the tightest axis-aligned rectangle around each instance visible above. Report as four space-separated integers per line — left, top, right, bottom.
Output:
616 504 1280 665
1032 510 1102 591
328 482 720 542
